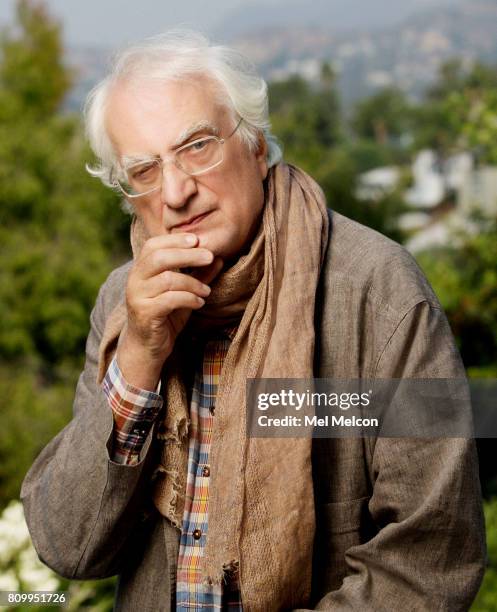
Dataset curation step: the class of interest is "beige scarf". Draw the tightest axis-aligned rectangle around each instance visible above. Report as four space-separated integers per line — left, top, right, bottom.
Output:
97 162 329 610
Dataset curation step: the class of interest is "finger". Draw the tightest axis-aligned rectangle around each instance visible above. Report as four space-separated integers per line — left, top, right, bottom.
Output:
143 270 212 299
151 290 206 314
142 247 214 278
140 233 199 257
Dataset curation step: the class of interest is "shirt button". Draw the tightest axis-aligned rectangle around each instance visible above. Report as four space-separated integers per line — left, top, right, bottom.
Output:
202 466 210 477
209 405 215 415
192 529 202 540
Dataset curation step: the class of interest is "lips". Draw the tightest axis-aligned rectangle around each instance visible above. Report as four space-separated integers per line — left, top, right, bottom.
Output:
170 211 212 231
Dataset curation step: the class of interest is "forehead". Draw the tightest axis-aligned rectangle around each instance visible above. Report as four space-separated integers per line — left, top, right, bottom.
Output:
105 76 230 156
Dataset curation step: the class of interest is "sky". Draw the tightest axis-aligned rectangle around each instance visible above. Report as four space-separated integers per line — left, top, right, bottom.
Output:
0 0 253 46
0 0 461 48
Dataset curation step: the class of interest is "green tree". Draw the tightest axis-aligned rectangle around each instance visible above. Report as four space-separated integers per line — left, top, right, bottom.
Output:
471 497 497 610
268 70 406 241
457 88 497 164
351 86 412 145
416 217 497 497
269 63 342 156
413 59 497 162
416 218 497 374
427 59 497 103
0 0 72 120
0 0 129 507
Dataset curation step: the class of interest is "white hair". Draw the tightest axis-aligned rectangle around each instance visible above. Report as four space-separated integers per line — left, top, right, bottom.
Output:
84 29 282 212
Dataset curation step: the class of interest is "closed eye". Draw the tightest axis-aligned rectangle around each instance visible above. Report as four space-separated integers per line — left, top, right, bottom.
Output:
131 163 157 180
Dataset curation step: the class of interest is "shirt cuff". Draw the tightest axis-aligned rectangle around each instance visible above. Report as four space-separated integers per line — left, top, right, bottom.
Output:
102 355 163 465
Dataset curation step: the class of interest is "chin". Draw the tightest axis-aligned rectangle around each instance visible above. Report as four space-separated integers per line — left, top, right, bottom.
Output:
197 231 239 260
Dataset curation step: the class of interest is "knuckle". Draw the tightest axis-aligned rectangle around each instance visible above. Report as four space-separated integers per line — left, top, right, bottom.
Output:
150 249 163 268
161 270 175 291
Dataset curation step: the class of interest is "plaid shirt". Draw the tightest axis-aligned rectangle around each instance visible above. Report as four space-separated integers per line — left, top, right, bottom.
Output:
102 330 242 610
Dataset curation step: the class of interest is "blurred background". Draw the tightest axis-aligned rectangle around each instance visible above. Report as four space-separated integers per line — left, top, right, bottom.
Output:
0 0 496 609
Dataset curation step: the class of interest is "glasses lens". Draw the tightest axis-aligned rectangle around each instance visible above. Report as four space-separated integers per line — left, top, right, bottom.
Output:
119 159 161 196
177 137 222 175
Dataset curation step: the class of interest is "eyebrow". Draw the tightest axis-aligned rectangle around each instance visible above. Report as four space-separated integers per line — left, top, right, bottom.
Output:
172 120 220 147
120 120 220 169
121 154 156 169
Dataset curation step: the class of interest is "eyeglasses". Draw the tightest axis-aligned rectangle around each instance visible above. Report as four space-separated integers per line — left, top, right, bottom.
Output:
111 117 243 199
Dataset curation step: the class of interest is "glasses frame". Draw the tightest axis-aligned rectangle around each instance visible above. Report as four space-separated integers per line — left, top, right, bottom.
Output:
112 117 244 199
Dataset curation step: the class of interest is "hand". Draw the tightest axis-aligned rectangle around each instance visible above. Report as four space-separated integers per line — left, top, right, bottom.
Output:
116 233 223 390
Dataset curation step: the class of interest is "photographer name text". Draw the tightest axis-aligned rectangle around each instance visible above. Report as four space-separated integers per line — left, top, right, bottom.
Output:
257 414 379 427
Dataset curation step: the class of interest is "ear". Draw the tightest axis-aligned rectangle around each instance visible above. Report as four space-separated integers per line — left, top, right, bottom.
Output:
255 132 269 180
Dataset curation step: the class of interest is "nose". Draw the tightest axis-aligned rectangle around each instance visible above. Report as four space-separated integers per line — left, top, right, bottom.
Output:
159 161 197 209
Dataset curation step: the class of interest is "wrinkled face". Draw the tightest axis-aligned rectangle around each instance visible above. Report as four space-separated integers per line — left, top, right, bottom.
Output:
105 77 268 260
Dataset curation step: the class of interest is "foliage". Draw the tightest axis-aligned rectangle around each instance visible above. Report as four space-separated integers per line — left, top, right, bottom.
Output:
340 139 401 174
268 69 407 242
416 218 497 499
458 88 497 165
0 365 75 504
471 497 497 611
426 59 497 103
0 3 127 603
0 0 129 506
0 120 128 369
416 217 497 371
351 86 413 145
269 64 342 154
0 0 72 121
413 59 497 162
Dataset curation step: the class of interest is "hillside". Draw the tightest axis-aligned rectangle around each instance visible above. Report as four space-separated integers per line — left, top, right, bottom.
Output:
231 0 497 102
65 0 497 109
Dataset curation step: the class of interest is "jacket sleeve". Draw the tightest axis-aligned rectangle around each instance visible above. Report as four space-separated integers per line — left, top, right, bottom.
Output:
302 300 487 612
20 272 160 580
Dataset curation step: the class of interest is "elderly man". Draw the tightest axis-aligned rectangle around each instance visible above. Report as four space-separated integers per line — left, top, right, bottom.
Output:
21 30 485 611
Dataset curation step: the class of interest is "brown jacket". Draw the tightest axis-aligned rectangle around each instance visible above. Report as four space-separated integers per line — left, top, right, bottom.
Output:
21 210 486 611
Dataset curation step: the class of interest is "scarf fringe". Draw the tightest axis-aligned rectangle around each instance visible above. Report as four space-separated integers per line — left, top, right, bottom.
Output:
156 416 190 442
151 464 185 530
201 559 240 588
